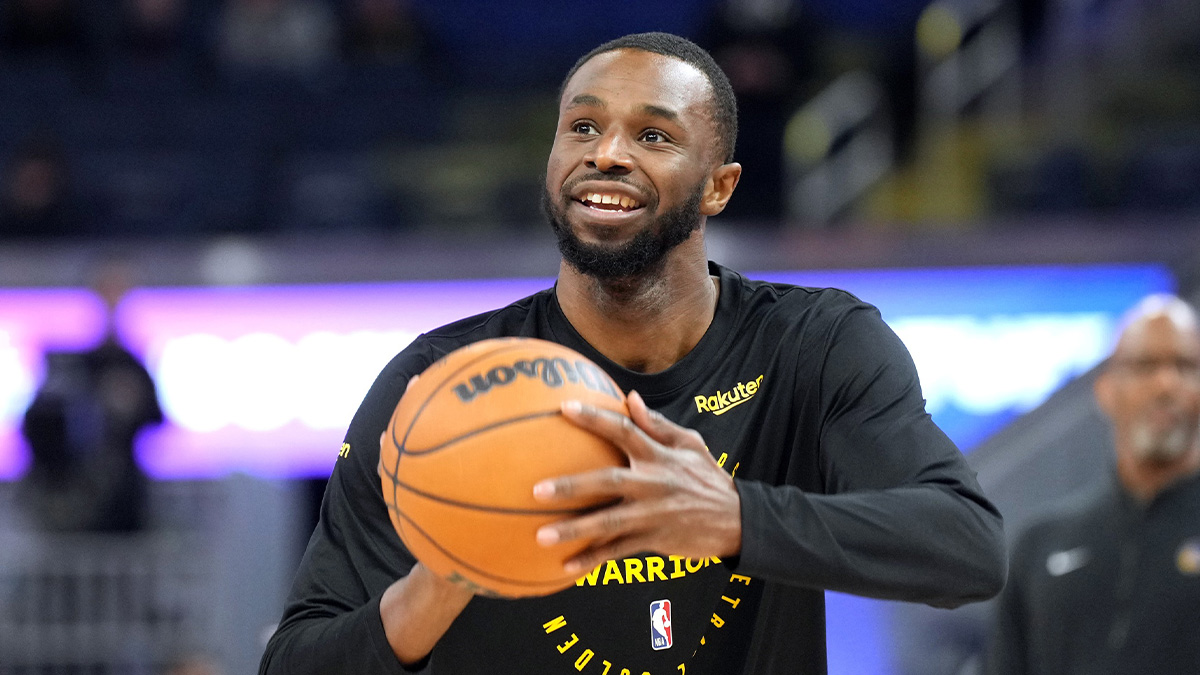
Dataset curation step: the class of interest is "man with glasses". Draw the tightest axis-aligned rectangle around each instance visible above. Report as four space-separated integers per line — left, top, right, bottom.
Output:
986 294 1200 675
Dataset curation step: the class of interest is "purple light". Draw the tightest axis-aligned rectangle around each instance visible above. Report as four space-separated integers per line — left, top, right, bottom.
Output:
0 266 1175 481
0 289 107 480
122 278 554 479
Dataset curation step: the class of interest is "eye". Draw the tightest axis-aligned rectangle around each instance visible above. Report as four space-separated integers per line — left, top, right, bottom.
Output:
640 129 668 143
1177 358 1200 377
571 121 599 136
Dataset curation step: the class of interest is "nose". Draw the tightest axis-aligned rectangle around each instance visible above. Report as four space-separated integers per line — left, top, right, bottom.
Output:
1149 359 1200 400
1157 363 1184 387
584 132 633 175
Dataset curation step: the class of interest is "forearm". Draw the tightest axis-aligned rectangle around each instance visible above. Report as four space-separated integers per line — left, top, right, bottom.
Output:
734 480 1006 607
259 595 405 675
260 566 472 675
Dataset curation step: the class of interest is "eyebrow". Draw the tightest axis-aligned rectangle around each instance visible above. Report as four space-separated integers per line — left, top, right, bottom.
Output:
566 94 605 110
565 95 681 124
640 104 679 123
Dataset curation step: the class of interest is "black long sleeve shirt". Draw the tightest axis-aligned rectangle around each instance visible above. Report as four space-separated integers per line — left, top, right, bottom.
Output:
260 262 1006 675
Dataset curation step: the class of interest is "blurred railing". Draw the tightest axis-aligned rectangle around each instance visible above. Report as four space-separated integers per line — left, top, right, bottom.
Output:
916 0 1022 127
0 530 215 673
783 70 894 225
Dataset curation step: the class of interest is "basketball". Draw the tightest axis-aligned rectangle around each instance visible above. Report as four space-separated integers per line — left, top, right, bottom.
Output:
379 337 629 598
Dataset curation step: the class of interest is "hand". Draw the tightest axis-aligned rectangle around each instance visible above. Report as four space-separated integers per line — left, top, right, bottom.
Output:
532 390 742 575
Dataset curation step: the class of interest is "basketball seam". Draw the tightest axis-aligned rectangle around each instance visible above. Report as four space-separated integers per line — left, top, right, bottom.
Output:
386 340 542 523
379 338 620 597
387 502 581 593
399 409 562 456
390 478 605 515
396 340 548 456
380 409 622 511
381 410 582 484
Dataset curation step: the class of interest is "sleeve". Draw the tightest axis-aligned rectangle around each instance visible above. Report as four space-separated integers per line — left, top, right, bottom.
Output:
733 305 1007 608
258 342 435 675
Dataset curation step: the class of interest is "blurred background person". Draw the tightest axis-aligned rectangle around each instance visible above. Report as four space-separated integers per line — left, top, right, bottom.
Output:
985 294 1200 675
18 259 164 532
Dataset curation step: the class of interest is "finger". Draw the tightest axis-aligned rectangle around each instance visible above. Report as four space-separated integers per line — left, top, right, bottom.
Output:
560 400 659 462
626 390 705 451
533 463 660 503
536 500 644 548
562 535 656 576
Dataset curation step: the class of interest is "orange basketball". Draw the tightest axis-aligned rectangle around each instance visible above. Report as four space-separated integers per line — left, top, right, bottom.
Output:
379 337 629 598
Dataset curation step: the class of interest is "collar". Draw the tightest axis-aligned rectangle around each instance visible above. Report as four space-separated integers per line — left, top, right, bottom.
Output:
544 261 742 405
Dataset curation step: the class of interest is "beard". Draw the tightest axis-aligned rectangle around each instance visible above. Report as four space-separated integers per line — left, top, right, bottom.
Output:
542 177 705 281
1129 417 1196 464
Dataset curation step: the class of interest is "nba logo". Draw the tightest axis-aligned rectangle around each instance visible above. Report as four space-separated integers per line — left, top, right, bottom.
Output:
650 599 673 651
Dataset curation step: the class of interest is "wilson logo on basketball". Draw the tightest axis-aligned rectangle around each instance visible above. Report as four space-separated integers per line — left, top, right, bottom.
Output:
453 357 621 403
694 375 764 416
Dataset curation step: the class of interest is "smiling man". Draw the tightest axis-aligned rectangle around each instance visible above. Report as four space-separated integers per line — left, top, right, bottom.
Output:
259 32 1006 675
543 45 738 287
986 295 1200 675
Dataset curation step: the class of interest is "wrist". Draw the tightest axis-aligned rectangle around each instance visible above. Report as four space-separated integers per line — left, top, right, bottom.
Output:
380 564 473 665
409 563 475 604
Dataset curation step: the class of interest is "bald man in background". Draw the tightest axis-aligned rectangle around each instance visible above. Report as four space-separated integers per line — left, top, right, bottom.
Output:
985 294 1200 675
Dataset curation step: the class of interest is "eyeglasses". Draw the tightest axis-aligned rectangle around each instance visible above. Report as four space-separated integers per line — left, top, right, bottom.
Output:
1110 357 1200 379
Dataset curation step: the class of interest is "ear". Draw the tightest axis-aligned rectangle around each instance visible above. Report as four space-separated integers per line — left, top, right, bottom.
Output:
1094 369 1117 418
700 162 742 216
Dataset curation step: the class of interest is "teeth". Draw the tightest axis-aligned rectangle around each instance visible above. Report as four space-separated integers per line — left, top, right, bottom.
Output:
584 192 641 209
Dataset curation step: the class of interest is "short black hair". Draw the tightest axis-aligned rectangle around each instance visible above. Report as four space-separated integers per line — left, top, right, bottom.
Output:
560 32 738 164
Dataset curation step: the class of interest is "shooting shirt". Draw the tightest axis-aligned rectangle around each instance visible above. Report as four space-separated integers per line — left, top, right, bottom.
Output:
260 262 1005 675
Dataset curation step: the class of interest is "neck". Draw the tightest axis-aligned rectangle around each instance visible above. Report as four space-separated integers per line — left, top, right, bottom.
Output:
1118 444 1200 503
555 238 717 374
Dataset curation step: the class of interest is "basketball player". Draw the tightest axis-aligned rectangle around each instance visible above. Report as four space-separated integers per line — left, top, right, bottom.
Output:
985 295 1200 674
260 32 1006 675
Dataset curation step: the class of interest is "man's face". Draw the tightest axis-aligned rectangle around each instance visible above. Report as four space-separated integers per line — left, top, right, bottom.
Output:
543 49 721 280
1101 314 1200 464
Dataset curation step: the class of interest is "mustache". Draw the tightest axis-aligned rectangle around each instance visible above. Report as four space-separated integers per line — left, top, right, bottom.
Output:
560 172 650 198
